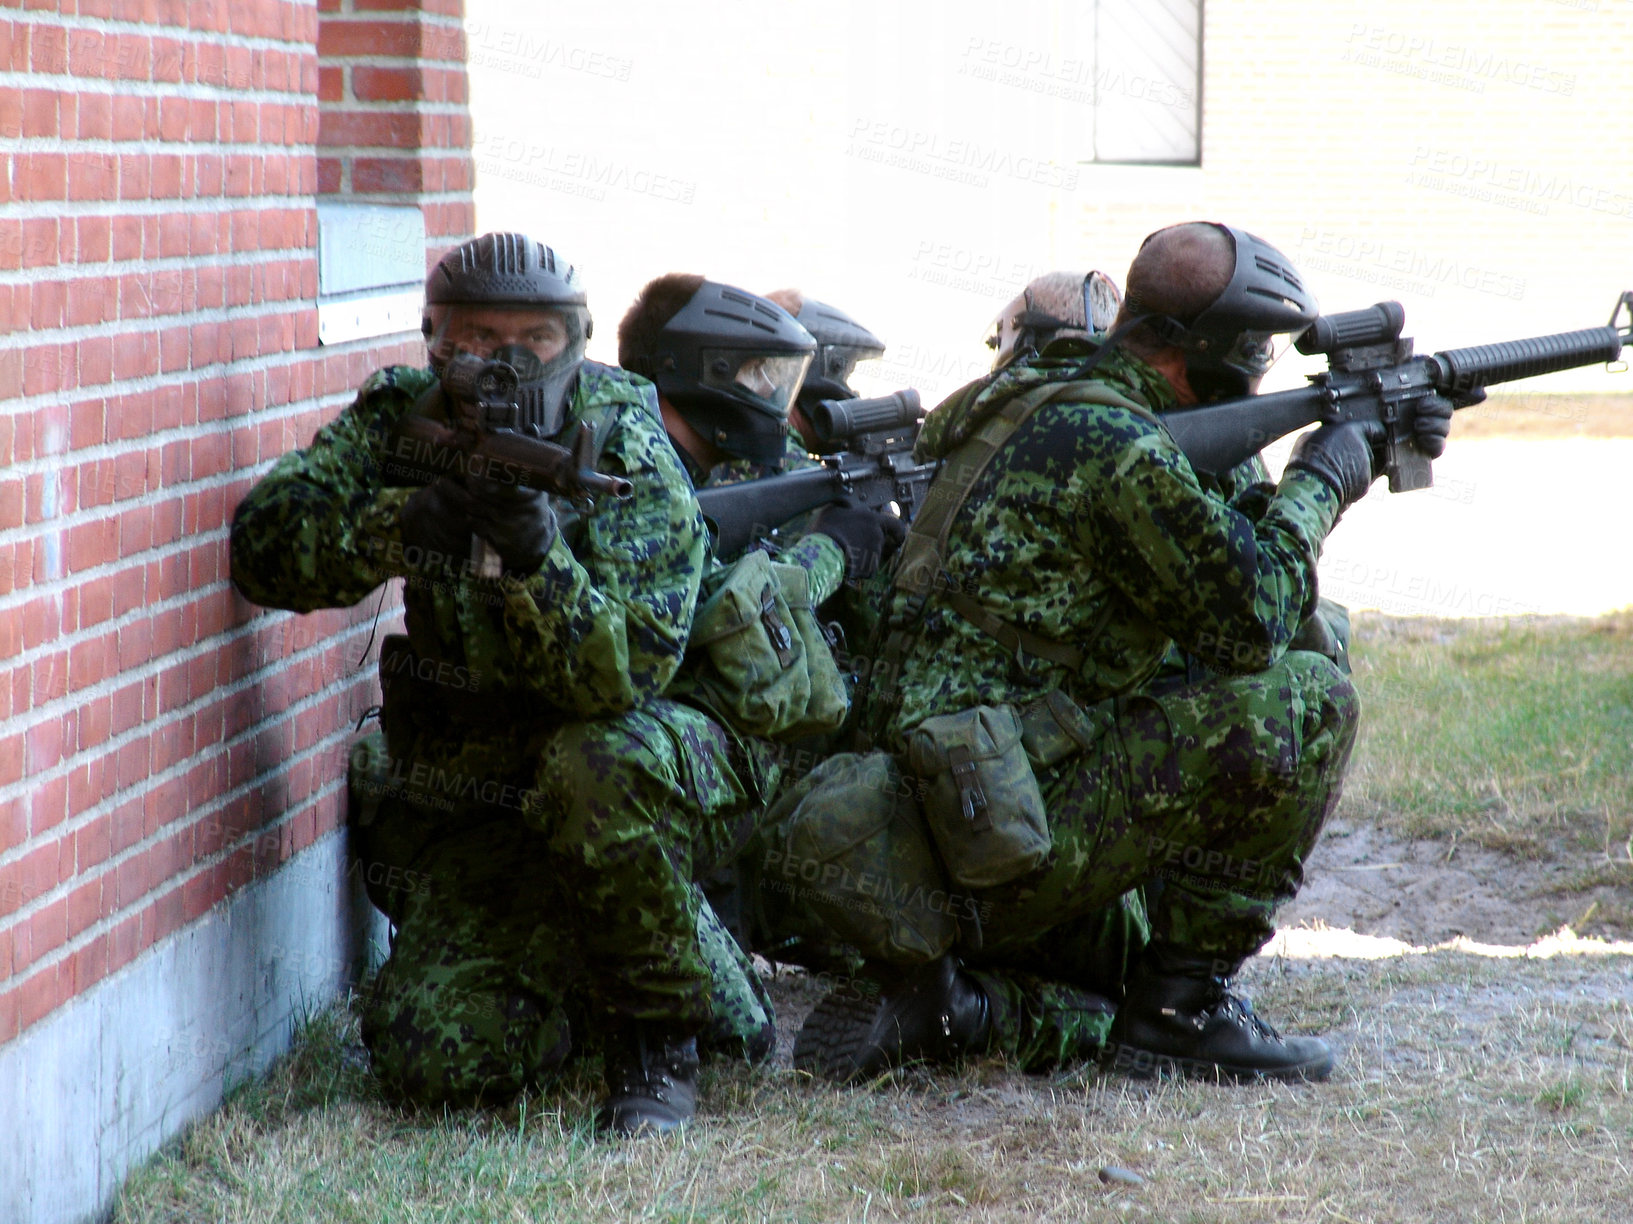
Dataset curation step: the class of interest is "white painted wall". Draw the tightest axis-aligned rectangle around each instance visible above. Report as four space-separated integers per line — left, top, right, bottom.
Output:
1 831 385 1224
466 0 1631 396
465 0 1633 615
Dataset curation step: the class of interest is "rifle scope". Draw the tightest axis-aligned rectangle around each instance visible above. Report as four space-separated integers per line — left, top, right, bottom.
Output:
806 388 923 450
1295 301 1406 356
440 352 521 405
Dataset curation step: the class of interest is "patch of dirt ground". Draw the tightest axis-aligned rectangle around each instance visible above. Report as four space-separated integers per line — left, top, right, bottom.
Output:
763 816 1633 1070
1279 817 1633 946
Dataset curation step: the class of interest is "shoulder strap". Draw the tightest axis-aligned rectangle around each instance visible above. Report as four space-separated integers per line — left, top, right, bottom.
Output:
868 379 1156 728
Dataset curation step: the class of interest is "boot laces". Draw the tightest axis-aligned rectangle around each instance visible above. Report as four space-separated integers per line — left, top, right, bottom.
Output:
1202 981 1283 1043
609 1028 682 1102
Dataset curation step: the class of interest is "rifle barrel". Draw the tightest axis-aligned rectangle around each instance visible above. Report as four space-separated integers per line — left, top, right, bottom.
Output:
1430 326 1624 392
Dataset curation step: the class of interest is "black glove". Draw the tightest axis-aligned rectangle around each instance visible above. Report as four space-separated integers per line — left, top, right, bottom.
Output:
464 477 559 575
400 478 475 571
809 496 909 580
1410 391 1461 460
1285 422 1382 507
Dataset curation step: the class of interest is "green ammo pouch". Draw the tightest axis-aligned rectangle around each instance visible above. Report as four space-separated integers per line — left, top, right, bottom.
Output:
904 704 1052 890
763 751 957 965
684 549 849 741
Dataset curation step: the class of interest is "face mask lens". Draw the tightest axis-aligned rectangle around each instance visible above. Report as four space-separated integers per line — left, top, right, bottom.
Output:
701 350 812 412
1223 331 1287 379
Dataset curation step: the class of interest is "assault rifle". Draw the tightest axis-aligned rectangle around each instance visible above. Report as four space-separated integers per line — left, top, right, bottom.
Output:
378 353 633 505
1162 293 1633 490
696 389 935 558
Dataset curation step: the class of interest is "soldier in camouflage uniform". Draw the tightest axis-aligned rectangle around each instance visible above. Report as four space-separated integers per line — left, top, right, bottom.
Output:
699 282 1150 1071
231 234 798 1136
795 222 1456 1084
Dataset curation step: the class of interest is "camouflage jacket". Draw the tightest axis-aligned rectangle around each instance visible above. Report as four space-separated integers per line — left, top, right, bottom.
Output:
231 362 706 732
864 346 1343 748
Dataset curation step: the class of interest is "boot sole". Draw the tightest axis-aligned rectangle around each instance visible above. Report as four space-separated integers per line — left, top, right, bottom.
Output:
594 1099 693 1138
792 988 892 1083
1102 1041 1334 1083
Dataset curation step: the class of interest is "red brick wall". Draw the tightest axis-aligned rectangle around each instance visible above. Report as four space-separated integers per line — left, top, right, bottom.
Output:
0 0 472 1046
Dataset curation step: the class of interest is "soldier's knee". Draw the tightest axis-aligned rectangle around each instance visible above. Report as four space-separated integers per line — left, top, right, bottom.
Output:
1289 652 1361 750
360 974 570 1108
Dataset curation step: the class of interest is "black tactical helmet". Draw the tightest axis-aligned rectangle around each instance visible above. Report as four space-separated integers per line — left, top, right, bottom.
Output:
422 232 592 436
792 297 885 391
622 278 816 465
1135 224 1317 399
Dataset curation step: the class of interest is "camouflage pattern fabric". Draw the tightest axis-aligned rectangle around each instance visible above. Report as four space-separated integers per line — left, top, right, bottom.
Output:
523 696 782 1028
691 386 1161 1070
349 729 777 1106
232 363 778 1103
858 342 1358 969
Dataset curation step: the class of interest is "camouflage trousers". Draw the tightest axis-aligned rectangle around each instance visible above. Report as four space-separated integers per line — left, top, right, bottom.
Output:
745 823 1150 1072
349 698 779 1106
972 650 1359 967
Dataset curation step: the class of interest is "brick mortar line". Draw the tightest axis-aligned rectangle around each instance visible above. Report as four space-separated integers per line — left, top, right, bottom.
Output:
0 283 321 321
0 366 386 490
0 371 394 503
0 178 470 226
0 564 398 724
0 253 325 295
0 708 370 925
0 609 390 855
0 573 398 718
3 9 322 35
0 396 372 604
0 73 323 104
0 197 330 217
0 668 381 935
0 105 466 132
1 40 321 65
0 514 323 665
0 435 368 611
0 301 343 377
0 534 400 716
0 767 355 997
0 663 374 882
0 334 376 418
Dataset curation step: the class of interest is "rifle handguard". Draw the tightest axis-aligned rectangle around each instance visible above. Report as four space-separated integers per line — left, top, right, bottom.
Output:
380 415 632 502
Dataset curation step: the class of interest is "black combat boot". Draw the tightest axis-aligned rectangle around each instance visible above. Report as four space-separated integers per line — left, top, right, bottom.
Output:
793 955 991 1082
1103 944 1333 1083
594 1022 701 1137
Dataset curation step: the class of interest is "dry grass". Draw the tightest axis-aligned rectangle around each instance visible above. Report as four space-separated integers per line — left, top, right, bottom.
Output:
1339 610 1633 858
110 612 1633 1223
114 944 1633 1223
1449 392 1633 439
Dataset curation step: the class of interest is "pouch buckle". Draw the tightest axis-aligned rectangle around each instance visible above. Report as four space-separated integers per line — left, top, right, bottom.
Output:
759 584 795 665
946 744 990 830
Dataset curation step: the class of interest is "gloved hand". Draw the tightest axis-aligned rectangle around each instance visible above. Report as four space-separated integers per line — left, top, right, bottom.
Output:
1410 391 1461 460
400 478 475 571
809 496 909 580
1285 422 1382 507
464 477 559 575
